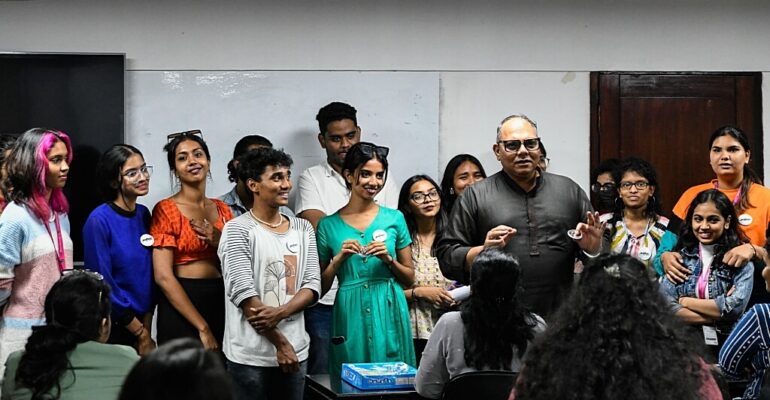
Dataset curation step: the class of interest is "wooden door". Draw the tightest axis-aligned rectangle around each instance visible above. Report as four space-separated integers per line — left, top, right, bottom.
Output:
591 72 763 215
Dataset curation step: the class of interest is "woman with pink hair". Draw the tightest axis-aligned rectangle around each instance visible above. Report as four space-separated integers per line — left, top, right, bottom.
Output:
0 128 74 376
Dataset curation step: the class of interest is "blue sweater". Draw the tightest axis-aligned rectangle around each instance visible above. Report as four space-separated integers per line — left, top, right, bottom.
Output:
83 203 154 325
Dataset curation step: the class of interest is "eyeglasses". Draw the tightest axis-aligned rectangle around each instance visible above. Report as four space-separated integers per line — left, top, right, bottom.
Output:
591 183 616 193
358 143 389 159
619 181 650 191
122 165 153 181
498 138 540 152
167 129 203 143
62 269 105 303
410 189 440 203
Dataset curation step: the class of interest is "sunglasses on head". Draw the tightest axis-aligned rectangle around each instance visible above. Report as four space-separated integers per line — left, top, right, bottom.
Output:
357 142 389 159
167 129 203 143
498 138 540 152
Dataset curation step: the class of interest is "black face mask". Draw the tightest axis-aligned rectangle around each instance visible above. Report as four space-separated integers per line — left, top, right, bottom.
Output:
595 191 617 213
591 182 617 213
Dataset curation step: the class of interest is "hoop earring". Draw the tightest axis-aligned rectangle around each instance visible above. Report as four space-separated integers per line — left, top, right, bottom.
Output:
449 187 455 195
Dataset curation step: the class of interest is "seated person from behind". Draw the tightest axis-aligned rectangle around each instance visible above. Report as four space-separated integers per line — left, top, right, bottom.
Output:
2 270 139 399
119 337 234 400
414 249 546 399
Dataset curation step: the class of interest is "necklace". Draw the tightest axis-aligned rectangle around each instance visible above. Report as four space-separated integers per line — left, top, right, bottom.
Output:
249 210 283 228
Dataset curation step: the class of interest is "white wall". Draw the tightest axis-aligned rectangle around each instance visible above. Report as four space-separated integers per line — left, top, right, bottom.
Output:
1 0 769 190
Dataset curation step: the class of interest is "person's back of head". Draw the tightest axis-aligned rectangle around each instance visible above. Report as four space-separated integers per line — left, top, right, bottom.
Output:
514 254 706 400
15 270 111 399
461 249 538 371
119 338 234 400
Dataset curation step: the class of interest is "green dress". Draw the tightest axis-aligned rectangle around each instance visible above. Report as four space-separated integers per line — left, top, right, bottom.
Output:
317 206 416 378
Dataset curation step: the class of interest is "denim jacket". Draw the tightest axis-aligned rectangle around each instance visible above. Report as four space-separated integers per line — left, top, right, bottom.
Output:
659 245 754 330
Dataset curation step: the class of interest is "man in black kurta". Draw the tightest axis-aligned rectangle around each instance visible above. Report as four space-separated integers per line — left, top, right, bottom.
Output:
436 115 602 318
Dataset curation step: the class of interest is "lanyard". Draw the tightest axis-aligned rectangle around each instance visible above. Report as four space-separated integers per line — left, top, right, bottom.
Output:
44 213 66 272
712 180 741 206
696 243 713 299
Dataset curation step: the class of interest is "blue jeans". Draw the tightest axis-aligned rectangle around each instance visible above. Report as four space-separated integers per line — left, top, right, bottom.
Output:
226 359 307 400
305 304 332 374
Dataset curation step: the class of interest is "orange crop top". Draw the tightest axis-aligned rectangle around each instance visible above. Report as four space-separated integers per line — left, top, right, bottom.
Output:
150 198 233 265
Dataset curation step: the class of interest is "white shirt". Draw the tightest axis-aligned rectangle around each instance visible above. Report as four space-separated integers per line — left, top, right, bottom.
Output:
219 214 321 367
294 161 400 305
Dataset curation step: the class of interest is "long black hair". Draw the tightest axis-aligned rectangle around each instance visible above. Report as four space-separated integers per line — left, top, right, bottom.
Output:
675 189 749 255
461 249 538 370
440 154 486 212
397 175 446 256
611 157 663 220
16 271 111 400
119 338 233 400
515 254 707 400
709 125 761 213
96 144 145 201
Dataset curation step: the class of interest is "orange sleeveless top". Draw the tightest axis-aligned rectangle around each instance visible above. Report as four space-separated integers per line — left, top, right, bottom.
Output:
150 198 233 265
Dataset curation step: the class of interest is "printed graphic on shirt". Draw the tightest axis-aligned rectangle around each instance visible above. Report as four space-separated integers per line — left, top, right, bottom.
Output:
262 255 298 307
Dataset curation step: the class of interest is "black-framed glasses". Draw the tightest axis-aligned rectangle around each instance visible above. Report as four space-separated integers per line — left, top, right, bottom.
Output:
167 129 203 143
618 181 650 191
357 142 389 159
498 138 540 152
591 183 616 193
410 189 439 203
122 165 153 181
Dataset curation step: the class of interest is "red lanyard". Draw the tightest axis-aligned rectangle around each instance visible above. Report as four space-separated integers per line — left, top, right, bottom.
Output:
712 180 741 206
44 213 66 272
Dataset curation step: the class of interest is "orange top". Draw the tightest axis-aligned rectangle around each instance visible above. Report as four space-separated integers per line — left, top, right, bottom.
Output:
672 182 770 246
150 198 233 265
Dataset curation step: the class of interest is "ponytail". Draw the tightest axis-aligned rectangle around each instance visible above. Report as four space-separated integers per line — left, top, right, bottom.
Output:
737 163 762 213
16 325 84 399
13 271 110 399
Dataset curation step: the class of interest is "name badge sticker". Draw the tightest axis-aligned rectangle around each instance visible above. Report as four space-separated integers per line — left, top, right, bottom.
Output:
738 213 753 226
703 325 719 346
140 234 154 247
286 241 299 254
372 229 388 242
638 246 652 261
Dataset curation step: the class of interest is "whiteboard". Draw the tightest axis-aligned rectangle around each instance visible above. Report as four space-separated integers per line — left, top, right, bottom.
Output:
126 71 440 210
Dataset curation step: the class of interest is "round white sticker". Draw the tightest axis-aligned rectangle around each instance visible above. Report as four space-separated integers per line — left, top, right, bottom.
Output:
286 241 299 253
567 229 582 241
140 234 154 247
372 229 388 242
638 247 652 261
738 213 753 226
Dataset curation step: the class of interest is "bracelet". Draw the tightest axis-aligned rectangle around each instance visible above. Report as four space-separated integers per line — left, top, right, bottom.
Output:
411 287 418 302
132 325 145 337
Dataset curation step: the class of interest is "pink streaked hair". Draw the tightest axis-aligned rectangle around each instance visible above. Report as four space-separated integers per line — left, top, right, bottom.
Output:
26 130 73 222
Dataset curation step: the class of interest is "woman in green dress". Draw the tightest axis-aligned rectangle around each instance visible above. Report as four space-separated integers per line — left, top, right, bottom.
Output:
316 142 416 378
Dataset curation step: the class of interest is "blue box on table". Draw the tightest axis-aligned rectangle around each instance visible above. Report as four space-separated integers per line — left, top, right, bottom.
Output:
341 362 417 390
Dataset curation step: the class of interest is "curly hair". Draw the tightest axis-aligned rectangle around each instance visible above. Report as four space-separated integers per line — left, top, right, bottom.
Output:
514 254 707 400
611 157 663 220
226 135 273 183
316 102 357 135
235 147 293 184
461 249 539 370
